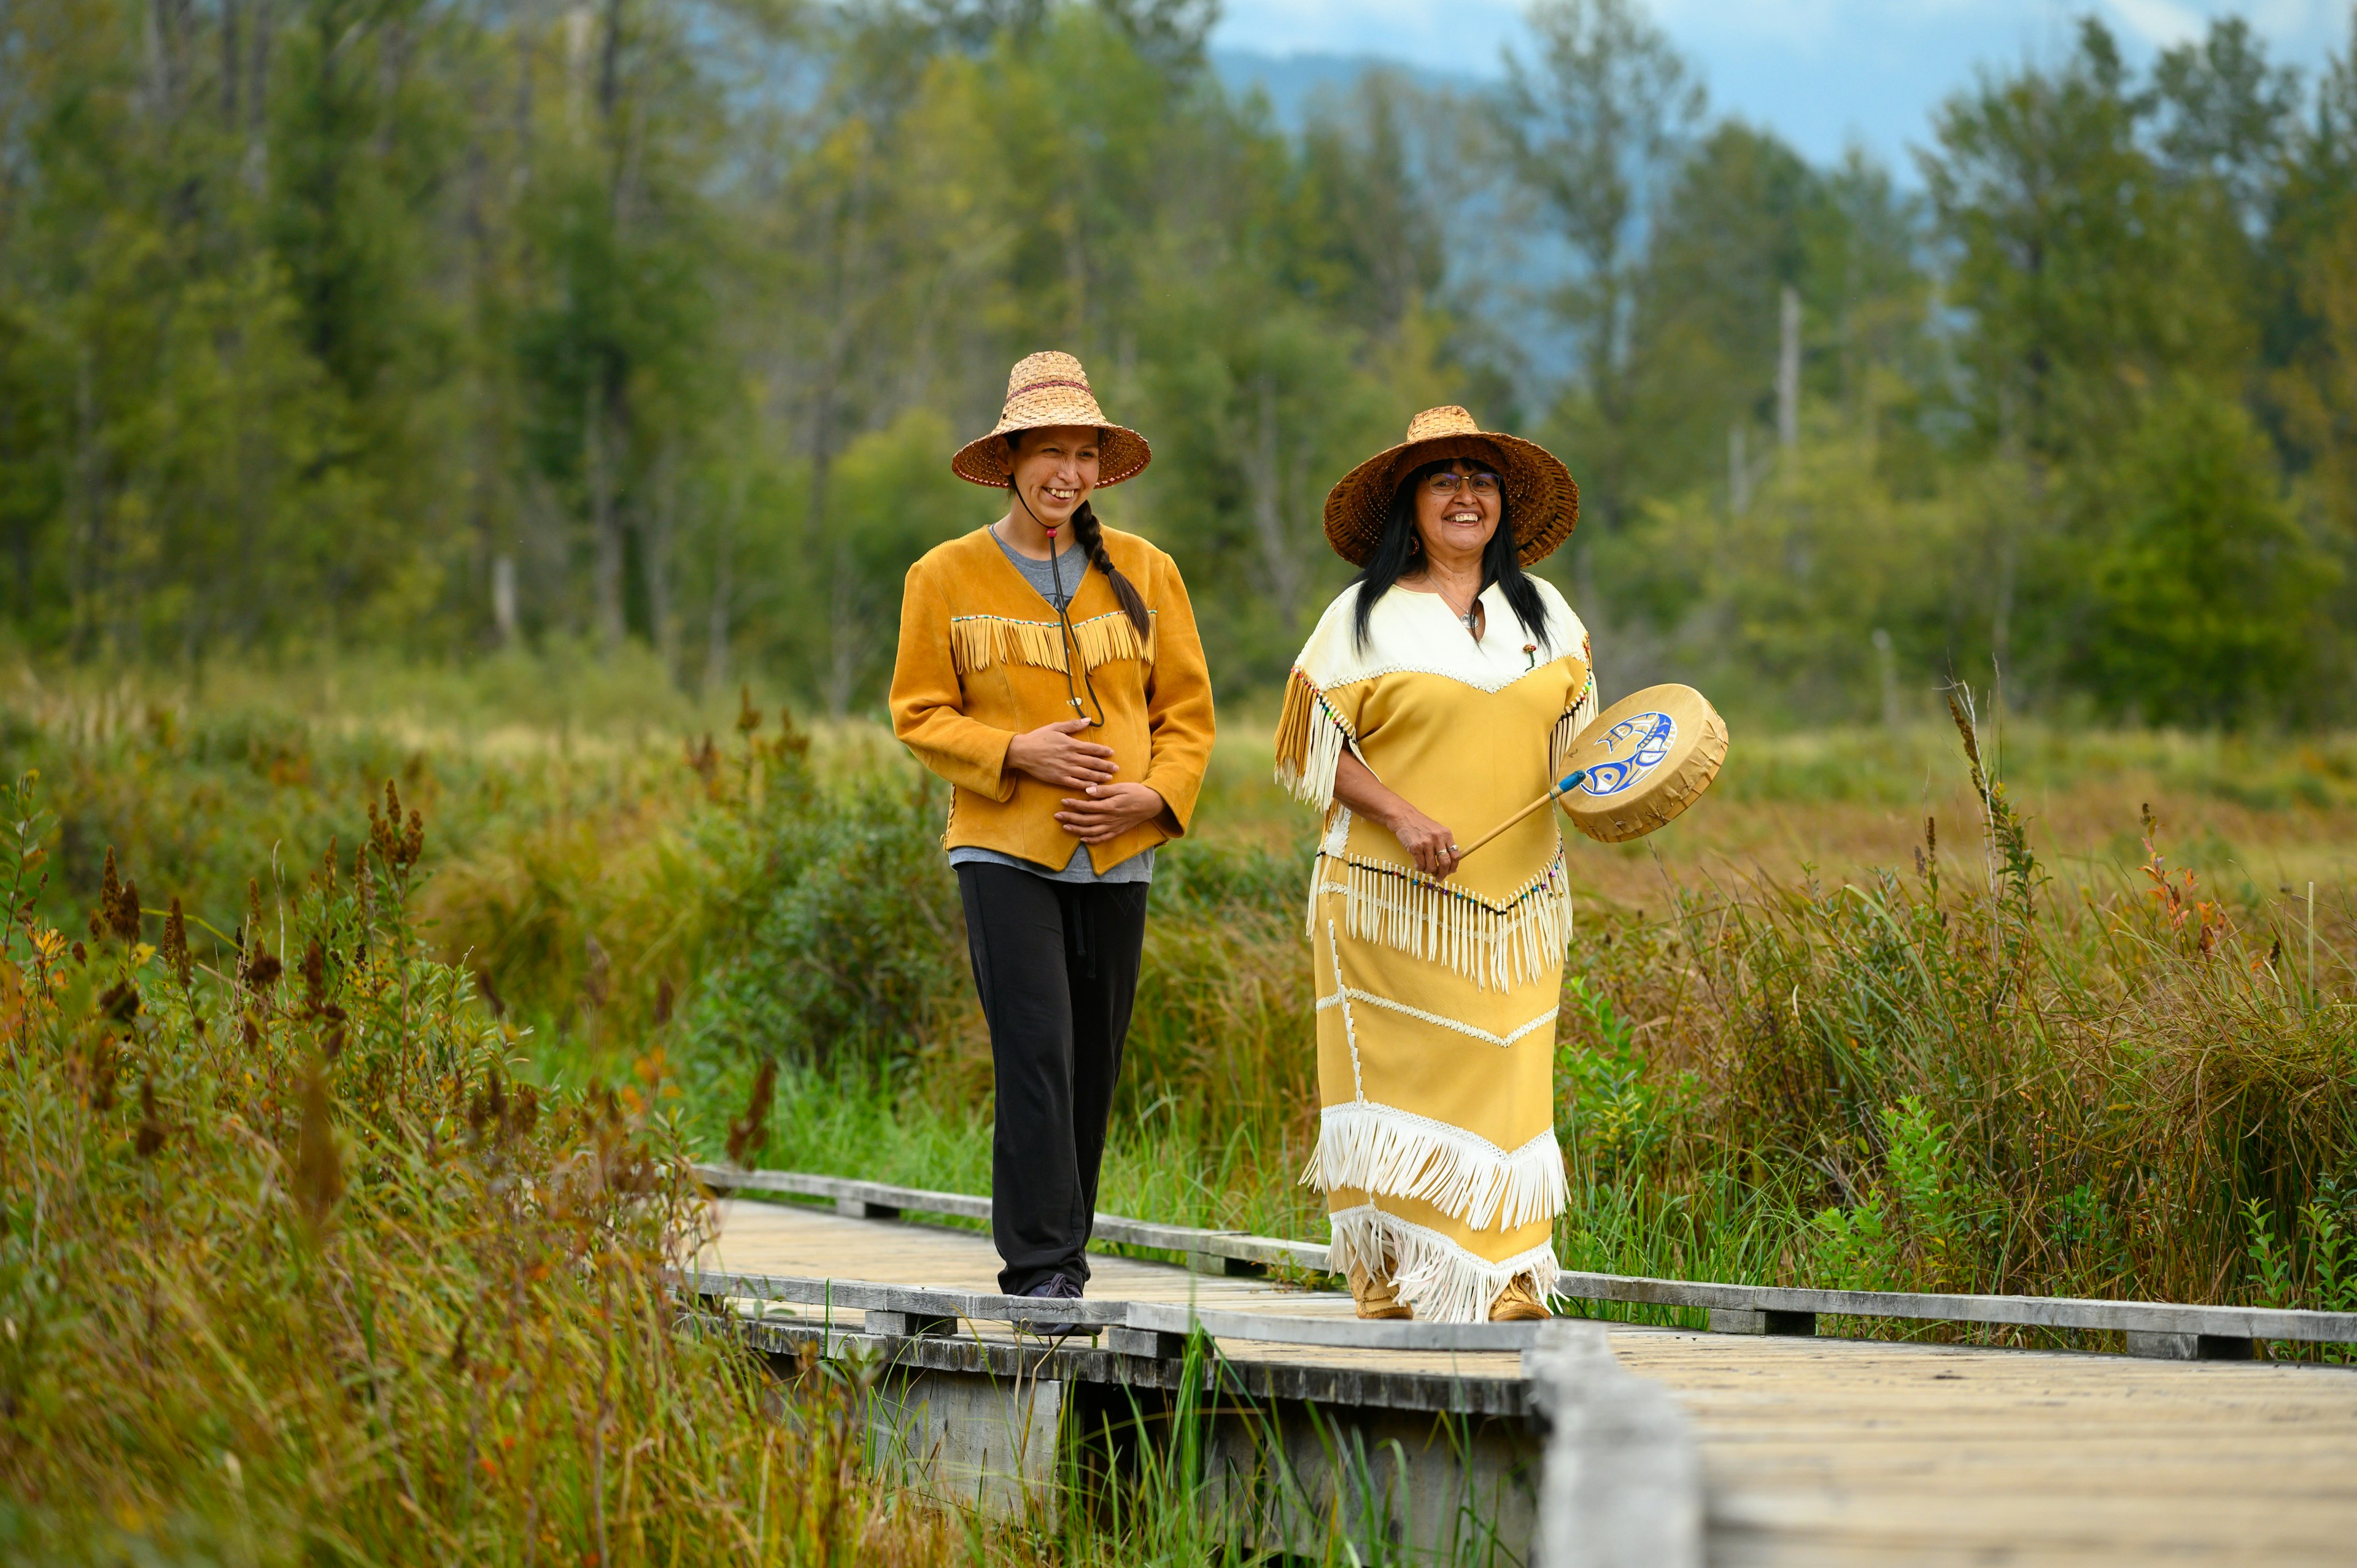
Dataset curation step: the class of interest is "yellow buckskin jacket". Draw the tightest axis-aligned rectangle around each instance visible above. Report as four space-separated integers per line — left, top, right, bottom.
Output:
888 524 1216 874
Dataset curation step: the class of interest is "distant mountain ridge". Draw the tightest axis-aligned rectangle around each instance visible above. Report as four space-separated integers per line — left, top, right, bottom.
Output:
1210 48 1473 129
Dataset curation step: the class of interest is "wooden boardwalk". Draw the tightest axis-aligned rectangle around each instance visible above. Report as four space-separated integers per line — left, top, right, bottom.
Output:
705 1195 2357 1566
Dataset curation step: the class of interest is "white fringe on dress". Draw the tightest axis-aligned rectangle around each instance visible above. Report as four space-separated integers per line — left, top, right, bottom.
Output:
1328 1203 1563 1325
1547 676 1601 780
1312 852 1574 991
1272 666 1353 813
1302 1102 1568 1232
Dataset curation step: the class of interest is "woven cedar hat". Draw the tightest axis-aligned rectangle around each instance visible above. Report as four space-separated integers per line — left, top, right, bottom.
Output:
1322 406 1578 567
951 350 1151 489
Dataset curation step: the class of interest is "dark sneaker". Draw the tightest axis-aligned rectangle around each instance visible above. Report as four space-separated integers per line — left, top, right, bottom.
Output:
1012 1273 1090 1340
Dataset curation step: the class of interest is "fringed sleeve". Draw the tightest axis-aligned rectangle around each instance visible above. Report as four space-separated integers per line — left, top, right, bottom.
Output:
1548 654 1600 782
1137 563 1213 838
1273 665 1355 813
890 568 1019 801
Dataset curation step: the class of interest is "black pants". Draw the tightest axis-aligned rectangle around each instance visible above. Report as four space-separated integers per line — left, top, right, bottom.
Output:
955 863 1150 1296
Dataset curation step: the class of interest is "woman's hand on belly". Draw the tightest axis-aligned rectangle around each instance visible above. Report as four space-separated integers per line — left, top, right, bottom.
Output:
1334 749 1461 879
1008 718 1118 789
1056 782 1165 843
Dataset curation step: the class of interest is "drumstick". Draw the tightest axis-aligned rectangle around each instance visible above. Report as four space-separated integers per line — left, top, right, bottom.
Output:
1455 769 1587 862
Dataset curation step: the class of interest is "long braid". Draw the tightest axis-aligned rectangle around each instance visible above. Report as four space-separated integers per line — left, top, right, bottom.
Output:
1068 501 1152 639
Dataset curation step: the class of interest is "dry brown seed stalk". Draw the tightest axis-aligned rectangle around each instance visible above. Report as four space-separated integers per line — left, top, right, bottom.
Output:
162 897 191 988
726 1057 777 1168
581 937 610 1011
295 1059 344 1230
134 1075 165 1158
89 848 121 943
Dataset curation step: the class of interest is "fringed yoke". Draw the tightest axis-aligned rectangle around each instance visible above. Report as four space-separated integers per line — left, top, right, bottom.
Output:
1276 579 1594 978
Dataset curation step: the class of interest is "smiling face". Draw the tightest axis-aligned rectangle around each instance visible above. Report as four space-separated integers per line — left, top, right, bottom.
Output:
1007 425 1102 531
1411 458 1503 566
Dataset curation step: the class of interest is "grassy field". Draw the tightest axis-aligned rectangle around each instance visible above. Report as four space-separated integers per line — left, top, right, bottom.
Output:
10 663 2354 1307
4 662 2356 1559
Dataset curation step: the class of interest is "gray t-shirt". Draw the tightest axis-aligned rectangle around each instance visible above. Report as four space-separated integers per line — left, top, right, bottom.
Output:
945 531 1155 886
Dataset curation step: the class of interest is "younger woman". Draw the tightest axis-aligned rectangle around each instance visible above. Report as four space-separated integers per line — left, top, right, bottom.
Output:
889 352 1215 1323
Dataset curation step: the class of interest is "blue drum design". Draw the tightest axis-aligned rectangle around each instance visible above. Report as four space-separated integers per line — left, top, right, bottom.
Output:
1573 711 1675 798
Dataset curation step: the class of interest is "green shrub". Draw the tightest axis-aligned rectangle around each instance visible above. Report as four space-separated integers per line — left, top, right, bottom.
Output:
686 759 969 1073
0 773 951 1566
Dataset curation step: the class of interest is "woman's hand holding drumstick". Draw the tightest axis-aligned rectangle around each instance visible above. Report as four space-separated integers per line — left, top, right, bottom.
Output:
1335 751 1589 879
1452 768 1587 861
1335 750 1461 878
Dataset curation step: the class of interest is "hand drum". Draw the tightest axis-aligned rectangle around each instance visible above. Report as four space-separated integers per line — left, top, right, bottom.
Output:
1557 684 1728 844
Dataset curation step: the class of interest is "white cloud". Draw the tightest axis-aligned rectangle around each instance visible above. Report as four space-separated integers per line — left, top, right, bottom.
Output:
2099 0 2208 47
1212 0 1525 57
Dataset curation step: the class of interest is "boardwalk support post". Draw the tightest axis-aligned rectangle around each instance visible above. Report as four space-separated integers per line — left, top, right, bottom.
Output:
1107 1326 1188 1359
1186 1249 1261 1277
2124 1331 2261 1361
1524 1321 1702 1568
1709 1307 1816 1337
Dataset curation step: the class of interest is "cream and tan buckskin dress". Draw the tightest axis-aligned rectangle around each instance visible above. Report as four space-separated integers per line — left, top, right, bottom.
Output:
1275 576 1595 1322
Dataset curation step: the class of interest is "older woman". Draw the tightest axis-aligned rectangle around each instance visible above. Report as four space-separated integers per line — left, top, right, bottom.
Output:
1275 406 1590 1323
890 351 1216 1327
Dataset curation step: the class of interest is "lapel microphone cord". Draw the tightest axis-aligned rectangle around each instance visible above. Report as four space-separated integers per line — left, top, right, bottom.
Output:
1011 481 1108 729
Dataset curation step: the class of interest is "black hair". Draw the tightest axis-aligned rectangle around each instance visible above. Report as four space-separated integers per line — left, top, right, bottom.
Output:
1005 430 1153 638
1351 457 1554 653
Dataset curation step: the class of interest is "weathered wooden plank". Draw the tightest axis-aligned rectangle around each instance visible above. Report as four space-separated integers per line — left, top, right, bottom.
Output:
704 1166 2357 1346
697 1194 2357 1567
1525 1321 1703 1568
1554 1269 2357 1345
692 1265 1554 1352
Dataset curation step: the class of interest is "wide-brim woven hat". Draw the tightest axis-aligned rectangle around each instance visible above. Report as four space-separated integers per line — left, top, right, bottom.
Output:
951 350 1151 488
1322 406 1578 566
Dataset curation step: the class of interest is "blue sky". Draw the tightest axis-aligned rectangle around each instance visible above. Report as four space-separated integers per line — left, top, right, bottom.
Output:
1209 1 2353 171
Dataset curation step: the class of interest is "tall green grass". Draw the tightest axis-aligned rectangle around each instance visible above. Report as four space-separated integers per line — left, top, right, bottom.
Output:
452 700 2357 1340
6 664 2353 1337
5 669 2356 1559
0 771 991 1565
0 743 1507 1566
1560 705 2357 1341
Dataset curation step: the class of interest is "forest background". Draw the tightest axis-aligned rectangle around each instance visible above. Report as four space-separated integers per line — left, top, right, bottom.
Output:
8 0 2357 727
11 4 2357 1554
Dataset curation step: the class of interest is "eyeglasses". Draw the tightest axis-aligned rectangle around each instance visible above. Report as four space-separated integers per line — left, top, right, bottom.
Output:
1425 471 1501 498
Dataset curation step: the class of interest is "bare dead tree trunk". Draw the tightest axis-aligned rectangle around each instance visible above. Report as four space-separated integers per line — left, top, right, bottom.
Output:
1777 285 1802 452
222 0 242 125
70 350 98 660
1246 375 1303 630
587 379 624 652
810 163 877 718
493 557 519 645
826 523 859 718
646 445 679 682
703 526 730 695
242 0 274 188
